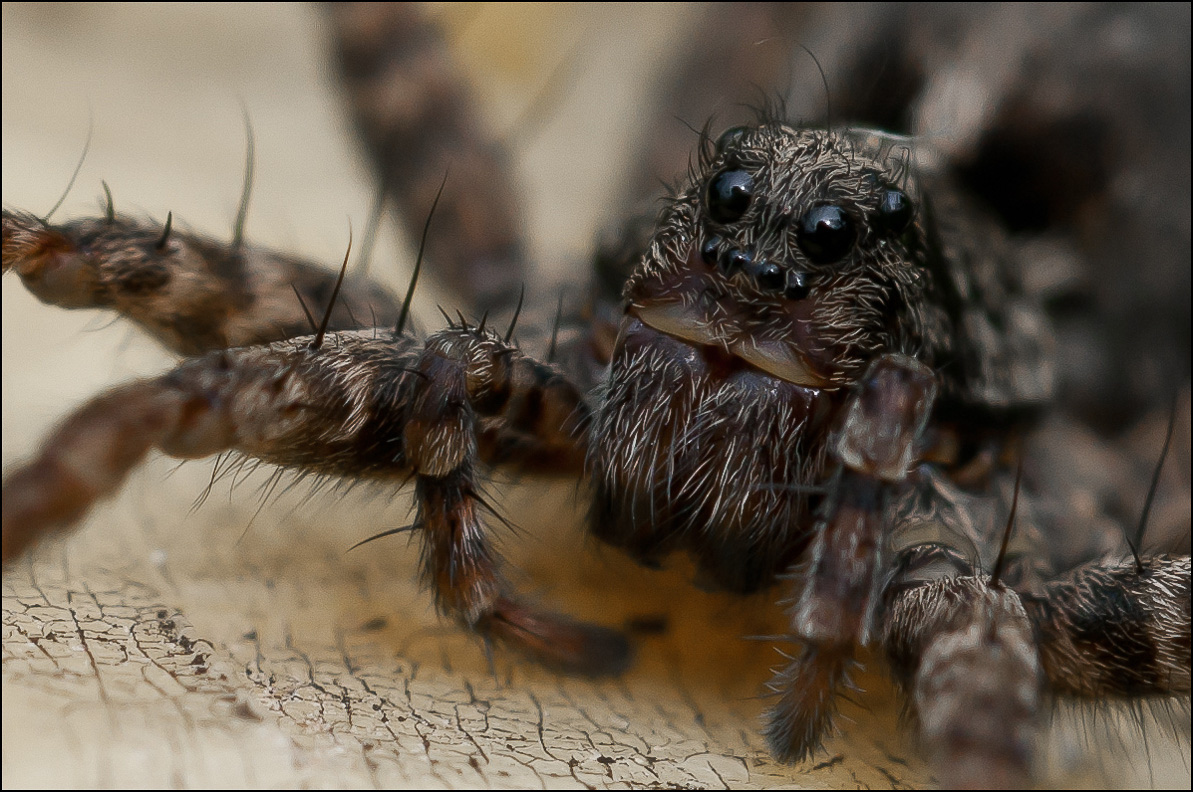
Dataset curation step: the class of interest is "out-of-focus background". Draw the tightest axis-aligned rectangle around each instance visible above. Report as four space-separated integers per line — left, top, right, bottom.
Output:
3 4 1187 789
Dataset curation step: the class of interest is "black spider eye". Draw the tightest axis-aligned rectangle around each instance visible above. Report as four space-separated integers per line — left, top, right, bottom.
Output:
714 125 748 153
750 260 785 291
725 248 751 273
797 203 855 264
876 188 914 235
706 169 753 224
700 235 722 266
784 269 810 300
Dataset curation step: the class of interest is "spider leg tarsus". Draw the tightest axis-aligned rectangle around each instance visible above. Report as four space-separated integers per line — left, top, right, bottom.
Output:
767 354 937 761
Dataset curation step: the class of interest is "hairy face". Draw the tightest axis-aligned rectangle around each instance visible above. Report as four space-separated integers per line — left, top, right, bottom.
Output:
589 123 950 592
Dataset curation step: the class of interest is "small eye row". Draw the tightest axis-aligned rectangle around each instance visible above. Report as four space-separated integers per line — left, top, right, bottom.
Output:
700 235 810 300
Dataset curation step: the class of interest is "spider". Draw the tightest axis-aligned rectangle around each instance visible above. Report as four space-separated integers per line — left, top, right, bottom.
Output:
3 4 1189 789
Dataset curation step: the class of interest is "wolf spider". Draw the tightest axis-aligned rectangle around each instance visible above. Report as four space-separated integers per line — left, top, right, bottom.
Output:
3 4 1190 788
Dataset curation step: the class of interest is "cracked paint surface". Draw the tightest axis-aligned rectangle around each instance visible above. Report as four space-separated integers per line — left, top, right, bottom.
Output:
2 496 926 789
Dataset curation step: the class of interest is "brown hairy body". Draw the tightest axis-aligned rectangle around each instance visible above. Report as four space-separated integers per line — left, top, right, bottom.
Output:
3 4 1189 788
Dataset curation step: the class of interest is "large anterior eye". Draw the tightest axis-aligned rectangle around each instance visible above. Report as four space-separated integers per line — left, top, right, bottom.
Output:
797 203 856 264
714 125 748 153
706 169 753 223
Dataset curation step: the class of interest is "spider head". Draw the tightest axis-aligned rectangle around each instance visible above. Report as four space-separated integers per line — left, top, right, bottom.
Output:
622 123 937 390
590 124 949 590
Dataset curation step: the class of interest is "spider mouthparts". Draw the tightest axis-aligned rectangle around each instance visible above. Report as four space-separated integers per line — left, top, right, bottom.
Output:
730 337 829 389
632 302 828 388
630 301 722 346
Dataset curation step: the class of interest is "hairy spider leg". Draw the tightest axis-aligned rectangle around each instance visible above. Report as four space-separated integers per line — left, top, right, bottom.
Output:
0 321 628 676
765 353 937 760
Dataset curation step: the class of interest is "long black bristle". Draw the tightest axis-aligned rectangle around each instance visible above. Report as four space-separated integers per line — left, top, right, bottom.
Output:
989 451 1023 590
290 284 318 333
156 211 173 250
397 172 448 335
232 110 255 250
1127 392 1180 573
505 284 525 343
43 119 93 223
797 44 831 134
311 227 352 350
547 293 564 363
101 181 115 224
346 524 418 553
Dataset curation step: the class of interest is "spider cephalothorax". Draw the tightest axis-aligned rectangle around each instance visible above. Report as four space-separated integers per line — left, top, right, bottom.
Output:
591 123 980 593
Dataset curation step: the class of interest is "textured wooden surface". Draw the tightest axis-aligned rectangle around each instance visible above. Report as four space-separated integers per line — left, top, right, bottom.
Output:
2 4 1185 789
